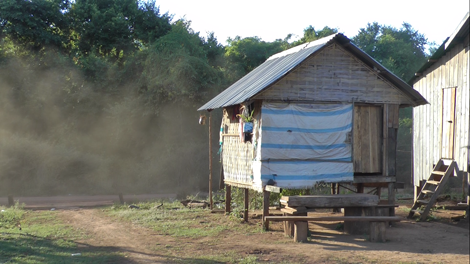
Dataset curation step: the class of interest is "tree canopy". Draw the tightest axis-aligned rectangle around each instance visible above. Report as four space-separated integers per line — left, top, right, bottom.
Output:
352 22 428 82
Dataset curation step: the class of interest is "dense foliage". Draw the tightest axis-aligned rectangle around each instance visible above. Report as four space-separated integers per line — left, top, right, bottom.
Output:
0 0 432 195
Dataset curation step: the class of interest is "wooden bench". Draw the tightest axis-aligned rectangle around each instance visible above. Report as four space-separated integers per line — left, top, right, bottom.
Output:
265 215 402 243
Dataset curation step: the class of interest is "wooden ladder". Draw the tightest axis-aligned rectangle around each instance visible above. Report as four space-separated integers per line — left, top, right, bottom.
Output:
408 159 458 221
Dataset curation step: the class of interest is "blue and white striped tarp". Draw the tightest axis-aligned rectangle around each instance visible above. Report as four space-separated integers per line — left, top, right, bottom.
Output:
254 103 354 189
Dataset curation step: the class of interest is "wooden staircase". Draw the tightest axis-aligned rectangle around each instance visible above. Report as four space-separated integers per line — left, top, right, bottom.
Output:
408 159 458 221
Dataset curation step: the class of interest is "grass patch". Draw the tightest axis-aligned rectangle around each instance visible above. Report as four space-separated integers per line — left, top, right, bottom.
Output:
0 205 123 263
106 200 261 239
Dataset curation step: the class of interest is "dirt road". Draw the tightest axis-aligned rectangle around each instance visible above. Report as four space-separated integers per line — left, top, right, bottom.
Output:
54 206 469 264
58 209 172 263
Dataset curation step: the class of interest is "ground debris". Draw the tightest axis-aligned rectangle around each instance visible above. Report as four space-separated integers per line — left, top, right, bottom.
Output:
180 200 208 209
128 205 140 209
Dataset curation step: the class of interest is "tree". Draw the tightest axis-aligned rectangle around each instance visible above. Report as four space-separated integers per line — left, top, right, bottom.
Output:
224 36 286 81
291 25 338 46
0 0 71 53
352 22 428 81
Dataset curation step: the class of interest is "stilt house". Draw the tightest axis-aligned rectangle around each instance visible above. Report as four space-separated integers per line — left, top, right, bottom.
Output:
199 33 427 196
410 12 469 207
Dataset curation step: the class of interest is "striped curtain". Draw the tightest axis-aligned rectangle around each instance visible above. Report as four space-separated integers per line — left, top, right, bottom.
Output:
255 102 354 189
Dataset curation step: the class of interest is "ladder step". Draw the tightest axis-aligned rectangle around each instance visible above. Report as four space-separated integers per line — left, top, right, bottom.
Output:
417 200 429 205
426 180 440 185
441 159 453 166
421 190 435 194
431 171 446 176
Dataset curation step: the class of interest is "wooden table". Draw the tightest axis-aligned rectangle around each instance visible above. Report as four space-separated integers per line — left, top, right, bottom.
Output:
279 194 397 240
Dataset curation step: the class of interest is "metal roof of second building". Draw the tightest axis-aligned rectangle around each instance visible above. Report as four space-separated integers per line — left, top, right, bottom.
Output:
199 33 427 111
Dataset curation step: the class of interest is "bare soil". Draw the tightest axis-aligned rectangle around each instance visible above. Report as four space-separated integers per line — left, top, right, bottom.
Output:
7 196 470 263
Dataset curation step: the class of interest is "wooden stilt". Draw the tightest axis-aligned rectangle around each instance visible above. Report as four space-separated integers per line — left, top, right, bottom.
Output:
118 193 124 204
8 195 14 207
357 183 364 193
225 184 232 214
388 182 396 225
262 190 270 230
331 183 340 212
244 188 249 222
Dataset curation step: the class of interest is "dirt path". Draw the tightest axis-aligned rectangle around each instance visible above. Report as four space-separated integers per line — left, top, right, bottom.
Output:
58 209 174 263
55 207 470 264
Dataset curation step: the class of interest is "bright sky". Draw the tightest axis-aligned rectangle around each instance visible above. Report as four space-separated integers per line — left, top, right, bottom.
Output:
155 0 469 47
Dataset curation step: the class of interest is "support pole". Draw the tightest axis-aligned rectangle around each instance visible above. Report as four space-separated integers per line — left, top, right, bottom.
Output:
8 195 14 207
225 184 232 214
467 171 469 206
208 112 213 210
118 193 124 204
244 188 249 222
357 183 364 193
262 190 270 230
331 183 340 212
388 182 396 225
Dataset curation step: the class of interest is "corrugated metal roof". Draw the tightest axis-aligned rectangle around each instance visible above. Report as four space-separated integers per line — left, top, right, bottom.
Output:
199 33 427 111
410 12 469 84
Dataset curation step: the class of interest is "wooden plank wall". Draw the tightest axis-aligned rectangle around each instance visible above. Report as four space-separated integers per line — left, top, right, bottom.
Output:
413 34 470 186
353 105 383 173
255 44 414 106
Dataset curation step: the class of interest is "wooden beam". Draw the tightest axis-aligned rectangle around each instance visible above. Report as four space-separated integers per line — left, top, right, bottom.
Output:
221 133 239 137
280 194 379 207
265 185 281 193
354 176 396 183
265 216 402 222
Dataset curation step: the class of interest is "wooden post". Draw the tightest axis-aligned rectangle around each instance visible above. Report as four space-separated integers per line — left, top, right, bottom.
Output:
331 183 340 212
8 195 14 207
467 172 470 217
208 112 213 210
388 182 396 225
294 222 308 243
369 222 386 242
357 183 364 193
118 193 124 204
284 215 295 237
262 190 270 230
244 188 249 222
225 184 232 214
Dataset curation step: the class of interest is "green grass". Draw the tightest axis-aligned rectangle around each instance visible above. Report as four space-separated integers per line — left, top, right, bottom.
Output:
106 200 262 239
0 204 123 263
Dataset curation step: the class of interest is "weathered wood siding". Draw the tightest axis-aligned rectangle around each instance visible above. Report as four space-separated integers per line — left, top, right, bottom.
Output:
413 34 470 185
353 105 383 173
255 44 414 105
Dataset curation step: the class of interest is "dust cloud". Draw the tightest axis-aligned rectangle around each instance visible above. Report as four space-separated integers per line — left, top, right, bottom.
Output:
0 57 219 197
